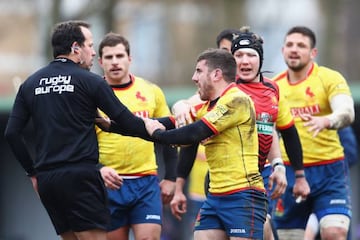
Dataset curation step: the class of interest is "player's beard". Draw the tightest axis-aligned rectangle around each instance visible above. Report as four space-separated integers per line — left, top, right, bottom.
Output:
286 59 306 72
199 81 215 101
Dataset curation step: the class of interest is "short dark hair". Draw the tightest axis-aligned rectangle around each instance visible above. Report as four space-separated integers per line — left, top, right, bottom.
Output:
197 48 236 83
98 32 130 58
286 26 316 48
215 28 242 48
51 20 90 58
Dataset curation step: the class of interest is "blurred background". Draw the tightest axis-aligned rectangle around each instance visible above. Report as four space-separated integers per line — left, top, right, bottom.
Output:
0 0 359 239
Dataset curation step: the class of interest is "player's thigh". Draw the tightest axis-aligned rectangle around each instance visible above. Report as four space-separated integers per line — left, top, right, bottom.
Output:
107 226 130 240
74 229 107 240
132 223 161 240
194 229 227 240
263 216 275 240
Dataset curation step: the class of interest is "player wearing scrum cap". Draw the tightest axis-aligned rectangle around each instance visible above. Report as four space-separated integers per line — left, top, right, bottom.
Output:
145 48 268 239
171 27 310 240
230 26 311 240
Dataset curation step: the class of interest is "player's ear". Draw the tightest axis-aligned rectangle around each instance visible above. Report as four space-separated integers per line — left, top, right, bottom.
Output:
310 48 318 60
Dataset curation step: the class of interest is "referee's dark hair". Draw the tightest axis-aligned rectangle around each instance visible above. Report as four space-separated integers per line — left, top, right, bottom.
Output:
51 20 91 58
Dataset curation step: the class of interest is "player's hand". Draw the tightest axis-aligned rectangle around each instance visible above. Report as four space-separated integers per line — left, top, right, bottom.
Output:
160 179 175 204
172 100 196 128
293 174 310 203
170 190 187 220
299 113 330 137
100 166 123 190
143 118 165 136
268 166 287 199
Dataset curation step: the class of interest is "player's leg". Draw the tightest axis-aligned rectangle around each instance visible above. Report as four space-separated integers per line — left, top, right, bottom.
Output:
319 214 350 240
194 229 227 240
128 175 163 240
107 226 130 240
261 165 279 240
132 223 161 240
314 161 351 240
264 214 281 240
74 229 108 240
193 196 226 240
105 177 134 240
216 190 267 239
272 165 310 240
304 213 319 240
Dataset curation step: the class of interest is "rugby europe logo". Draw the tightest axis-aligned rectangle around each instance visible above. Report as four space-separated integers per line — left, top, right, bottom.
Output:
35 75 74 95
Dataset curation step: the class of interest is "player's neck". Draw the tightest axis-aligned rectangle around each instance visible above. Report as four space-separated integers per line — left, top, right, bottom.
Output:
105 74 131 85
288 62 313 84
210 81 232 100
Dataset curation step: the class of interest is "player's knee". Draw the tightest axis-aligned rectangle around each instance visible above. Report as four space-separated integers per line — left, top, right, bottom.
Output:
277 229 304 240
319 214 350 240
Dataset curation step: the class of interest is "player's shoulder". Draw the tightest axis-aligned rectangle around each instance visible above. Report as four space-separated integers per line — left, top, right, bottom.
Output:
316 64 343 78
263 76 278 85
222 83 252 104
262 76 279 91
310 64 347 86
225 83 248 96
133 75 163 90
272 71 287 82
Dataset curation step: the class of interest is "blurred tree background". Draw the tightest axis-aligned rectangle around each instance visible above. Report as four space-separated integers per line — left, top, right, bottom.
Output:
1 0 359 106
0 1 359 239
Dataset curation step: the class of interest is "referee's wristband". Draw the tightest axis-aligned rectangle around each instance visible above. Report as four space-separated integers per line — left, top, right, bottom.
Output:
295 173 306 179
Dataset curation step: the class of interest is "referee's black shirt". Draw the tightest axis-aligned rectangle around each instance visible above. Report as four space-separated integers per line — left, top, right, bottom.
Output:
5 58 150 175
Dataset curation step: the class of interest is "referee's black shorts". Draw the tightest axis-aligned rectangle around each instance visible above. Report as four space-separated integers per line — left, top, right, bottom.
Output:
36 162 110 235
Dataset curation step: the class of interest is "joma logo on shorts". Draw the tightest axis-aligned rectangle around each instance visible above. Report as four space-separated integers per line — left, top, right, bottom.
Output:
146 215 160 220
230 229 246 233
330 199 346 204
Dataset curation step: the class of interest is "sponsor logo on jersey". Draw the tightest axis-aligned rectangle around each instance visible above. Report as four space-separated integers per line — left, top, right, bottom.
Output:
256 122 273 135
290 104 320 117
256 112 274 135
206 104 228 123
134 110 149 118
